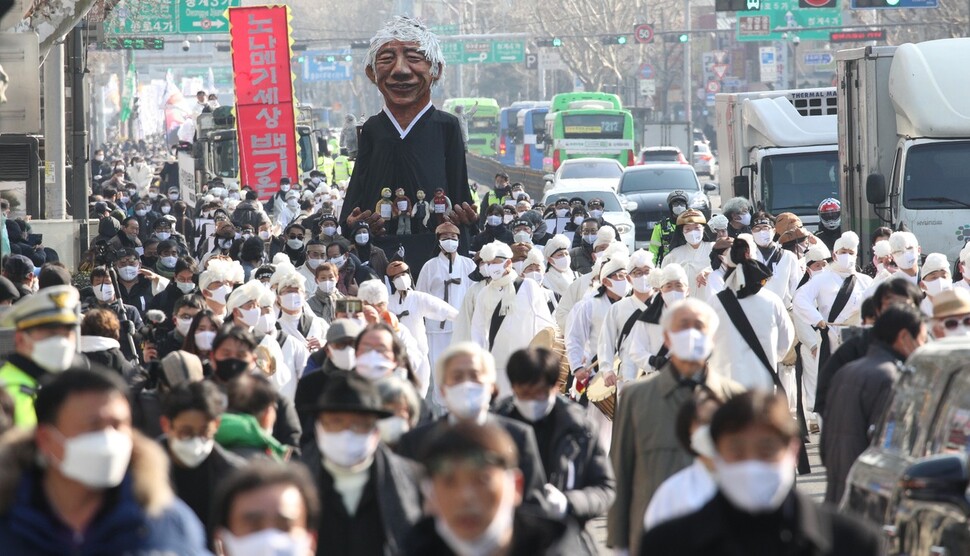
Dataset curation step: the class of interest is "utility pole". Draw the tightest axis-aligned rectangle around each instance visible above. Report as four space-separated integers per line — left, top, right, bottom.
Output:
43 42 67 219
683 0 692 150
68 25 90 251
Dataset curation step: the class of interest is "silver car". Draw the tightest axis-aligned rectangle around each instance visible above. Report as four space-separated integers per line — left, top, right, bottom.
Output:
692 141 717 177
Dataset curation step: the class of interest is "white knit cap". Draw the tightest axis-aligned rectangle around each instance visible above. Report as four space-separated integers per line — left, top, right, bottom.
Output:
708 214 729 232
888 231 919 254
480 241 513 262
357 279 389 305
806 241 832 264
592 227 615 250
922 253 950 276
543 235 571 259
833 231 860 253
599 254 630 281
628 249 655 271
650 263 688 289
226 280 263 313
873 240 892 258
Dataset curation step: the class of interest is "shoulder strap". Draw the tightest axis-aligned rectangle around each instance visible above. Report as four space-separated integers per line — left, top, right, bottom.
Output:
616 308 644 353
716 290 784 392
827 274 858 324
276 329 287 349
488 280 524 347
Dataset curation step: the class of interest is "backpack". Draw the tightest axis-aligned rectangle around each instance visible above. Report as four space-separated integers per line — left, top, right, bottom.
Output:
232 201 264 230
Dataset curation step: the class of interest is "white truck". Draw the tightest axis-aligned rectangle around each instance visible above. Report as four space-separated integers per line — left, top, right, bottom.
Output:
837 39 970 263
641 122 691 160
715 88 839 226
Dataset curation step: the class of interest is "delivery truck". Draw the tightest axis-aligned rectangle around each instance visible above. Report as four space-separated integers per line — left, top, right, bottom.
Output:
837 39 970 263
715 88 838 226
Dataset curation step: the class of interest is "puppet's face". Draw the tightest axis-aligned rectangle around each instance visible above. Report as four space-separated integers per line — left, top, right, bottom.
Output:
365 40 440 112
395 188 406 197
381 188 392 198
417 190 426 201
435 189 444 196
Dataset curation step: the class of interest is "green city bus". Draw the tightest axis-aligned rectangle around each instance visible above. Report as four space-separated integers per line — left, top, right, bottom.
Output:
443 97 500 156
544 107 635 171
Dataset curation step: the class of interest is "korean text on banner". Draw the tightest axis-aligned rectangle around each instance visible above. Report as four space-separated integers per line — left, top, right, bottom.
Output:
229 5 297 200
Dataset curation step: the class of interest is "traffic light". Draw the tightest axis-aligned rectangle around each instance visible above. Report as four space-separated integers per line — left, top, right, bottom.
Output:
344 54 353 62
298 56 305 63
350 39 370 49
678 33 689 42
326 55 336 62
601 35 629 45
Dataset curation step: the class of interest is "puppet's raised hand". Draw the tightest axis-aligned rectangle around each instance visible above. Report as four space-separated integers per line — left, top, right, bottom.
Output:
346 208 386 236
445 202 479 227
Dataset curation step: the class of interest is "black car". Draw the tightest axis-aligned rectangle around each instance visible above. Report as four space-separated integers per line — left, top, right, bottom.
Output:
841 338 970 554
617 164 715 247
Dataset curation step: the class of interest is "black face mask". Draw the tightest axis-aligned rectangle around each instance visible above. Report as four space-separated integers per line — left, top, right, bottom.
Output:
214 358 250 382
141 255 158 268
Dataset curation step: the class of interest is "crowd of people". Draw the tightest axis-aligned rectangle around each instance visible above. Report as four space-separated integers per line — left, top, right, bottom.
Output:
5 14 969 556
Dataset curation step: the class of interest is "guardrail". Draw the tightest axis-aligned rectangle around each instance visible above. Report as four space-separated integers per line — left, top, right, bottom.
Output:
465 152 547 199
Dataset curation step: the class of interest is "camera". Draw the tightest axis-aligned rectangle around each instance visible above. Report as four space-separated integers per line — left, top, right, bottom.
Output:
648 352 669 370
181 40 190 52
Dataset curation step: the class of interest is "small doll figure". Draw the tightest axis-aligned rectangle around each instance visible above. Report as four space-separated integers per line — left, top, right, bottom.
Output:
393 187 413 235
432 188 452 225
376 187 394 220
411 189 431 234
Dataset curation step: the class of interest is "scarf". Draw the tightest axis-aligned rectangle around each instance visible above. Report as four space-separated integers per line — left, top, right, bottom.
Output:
724 259 773 299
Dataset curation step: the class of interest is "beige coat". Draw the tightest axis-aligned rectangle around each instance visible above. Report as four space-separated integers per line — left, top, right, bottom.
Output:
606 363 745 553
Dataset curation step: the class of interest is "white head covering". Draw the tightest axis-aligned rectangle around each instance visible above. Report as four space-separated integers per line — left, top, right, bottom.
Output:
833 231 860 253
226 280 264 313
480 241 513 262
592 227 615 250
543 235 571 259
873 240 892 258
199 258 237 291
524 248 545 270
649 263 688 289
888 231 919 254
599 254 630 281
357 279 390 306
922 253 950 276
628 249 655 271
271 269 307 293
806 241 832 264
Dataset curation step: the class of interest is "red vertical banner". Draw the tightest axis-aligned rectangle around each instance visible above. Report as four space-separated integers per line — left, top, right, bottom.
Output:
229 5 297 200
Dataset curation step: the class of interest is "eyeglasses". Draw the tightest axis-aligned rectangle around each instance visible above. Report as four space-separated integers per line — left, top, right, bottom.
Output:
289 234 304 240
943 316 970 330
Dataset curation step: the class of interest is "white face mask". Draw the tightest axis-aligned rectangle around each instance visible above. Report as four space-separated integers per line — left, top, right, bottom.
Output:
589 209 603 219
52 427 133 488
513 231 532 244
175 316 194 337
254 311 277 336
511 261 525 275
219 528 313 556
280 293 303 312
716 454 795 513
440 239 459 254
31 335 76 373
924 276 953 296
606 277 630 298
690 425 718 459
392 275 412 291
160 255 178 268
834 253 856 271
169 436 214 468
176 281 196 294
486 262 506 280
513 392 555 422
155 231 171 241
683 229 703 245
329 346 356 371
118 265 139 281
525 271 543 283
556 208 569 218
661 289 686 306
355 350 396 381
305 257 323 270
667 328 712 362
94 283 115 302
444 381 491 420
208 284 232 305
738 213 752 226
632 275 652 294
135 209 148 217
315 423 379 468
550 255 571 272
322 226 338 237
486 215 503 227
893 250 918 270
194 330 216 351
432 471 517 556
259 230 272 241
377 416 410 445
236 306 260 328
317 280 337 294
355 232 369 245
287 238 304 250
753 230 772 247
330 255 346 269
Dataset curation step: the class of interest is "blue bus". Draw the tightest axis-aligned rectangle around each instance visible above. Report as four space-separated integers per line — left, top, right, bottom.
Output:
515 105 550 170
498 101 539 165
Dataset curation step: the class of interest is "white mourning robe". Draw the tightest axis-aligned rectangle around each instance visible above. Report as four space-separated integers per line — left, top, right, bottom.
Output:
452 279 487 343
757 245 803 306
565 292 617 373
709 287 795 390
277 309 330 347
470 270 555 397
792 266 872 344
643 460 717 532
554 272 595 334
597 295 651 384
415 252 476 367
258 331 303 401
299 263 319 295
387 288 459 356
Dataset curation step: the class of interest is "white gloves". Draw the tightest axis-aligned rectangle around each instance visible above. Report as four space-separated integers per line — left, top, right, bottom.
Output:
543 483 569 518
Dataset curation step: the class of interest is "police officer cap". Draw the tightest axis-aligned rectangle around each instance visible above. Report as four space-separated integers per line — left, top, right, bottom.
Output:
2 285 79 330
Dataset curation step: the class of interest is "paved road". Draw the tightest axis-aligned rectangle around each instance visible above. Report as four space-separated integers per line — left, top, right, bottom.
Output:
588 432 826 554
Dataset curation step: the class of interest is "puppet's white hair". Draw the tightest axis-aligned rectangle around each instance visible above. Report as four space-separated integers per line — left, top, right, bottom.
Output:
366 16 445 79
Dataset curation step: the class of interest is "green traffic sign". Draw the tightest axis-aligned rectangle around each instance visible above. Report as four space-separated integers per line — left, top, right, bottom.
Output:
441 40 525 65
178 0 239 34
105 0 239 36
735 0 842 42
